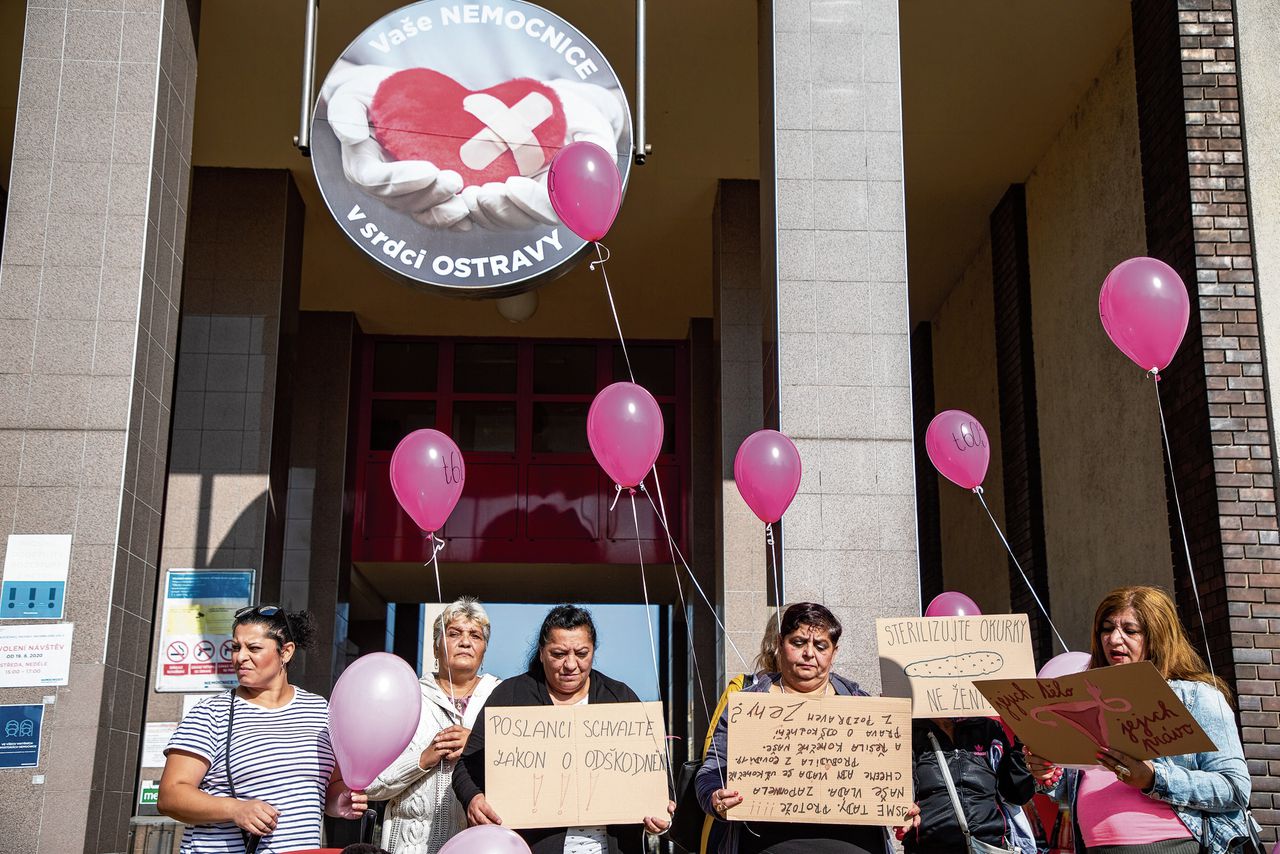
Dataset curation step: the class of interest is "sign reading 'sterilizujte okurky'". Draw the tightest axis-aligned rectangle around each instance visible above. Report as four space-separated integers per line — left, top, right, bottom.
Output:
311 1 632 296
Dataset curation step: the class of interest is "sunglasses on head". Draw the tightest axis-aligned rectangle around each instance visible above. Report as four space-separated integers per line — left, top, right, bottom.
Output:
234 604 295 643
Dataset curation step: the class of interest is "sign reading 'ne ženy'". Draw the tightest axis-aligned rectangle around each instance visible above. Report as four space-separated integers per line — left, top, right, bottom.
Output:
311 1 632 297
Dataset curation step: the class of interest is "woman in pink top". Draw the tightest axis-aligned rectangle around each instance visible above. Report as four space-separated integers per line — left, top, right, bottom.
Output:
1025 587 1252 854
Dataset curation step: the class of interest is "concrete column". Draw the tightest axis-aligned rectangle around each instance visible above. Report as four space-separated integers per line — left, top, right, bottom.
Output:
283 311 358 695
0 1 196 851
713 180 768 681
765 0 919 685
143 167 303 782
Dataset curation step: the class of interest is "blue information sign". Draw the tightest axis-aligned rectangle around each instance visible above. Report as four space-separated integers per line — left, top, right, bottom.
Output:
0 704 44 768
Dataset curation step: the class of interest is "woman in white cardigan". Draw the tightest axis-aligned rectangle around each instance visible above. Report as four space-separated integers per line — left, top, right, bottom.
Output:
366 597 503 854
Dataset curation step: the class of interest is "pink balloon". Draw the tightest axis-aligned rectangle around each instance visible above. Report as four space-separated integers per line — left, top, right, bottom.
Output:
925 410 990 490
440 826 532 854
389 429 465 535
924 592 982 618
547 141 622 242
329 652 422 789
1038 651 1092 679
1098 257 1190 372
734 430 802 524
587 382 663 488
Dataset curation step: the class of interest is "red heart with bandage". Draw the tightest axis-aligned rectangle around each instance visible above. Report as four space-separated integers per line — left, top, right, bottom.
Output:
369 68 567 187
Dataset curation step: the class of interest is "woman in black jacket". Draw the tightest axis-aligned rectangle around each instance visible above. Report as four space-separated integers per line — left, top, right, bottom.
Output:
901 717 1034 854
452 605 674 854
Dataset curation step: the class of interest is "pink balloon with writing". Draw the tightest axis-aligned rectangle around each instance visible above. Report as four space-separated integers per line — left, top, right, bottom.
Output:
389 428 466 535
547 141 623 242
1099 256 1190 372
587 381 664 488
924 591 982 618
329 652 421 789
925 409 990 490
734 430 803 524
1037 651 1092 679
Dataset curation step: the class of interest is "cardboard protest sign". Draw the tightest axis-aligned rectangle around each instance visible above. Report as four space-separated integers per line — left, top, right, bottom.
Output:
974 661 1217 766
726 693 912 825
877 614 1036 718
485 701 669 828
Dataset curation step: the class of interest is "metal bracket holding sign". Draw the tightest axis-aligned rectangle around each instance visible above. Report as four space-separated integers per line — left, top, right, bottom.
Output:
292 0 651 164
155 569 255 693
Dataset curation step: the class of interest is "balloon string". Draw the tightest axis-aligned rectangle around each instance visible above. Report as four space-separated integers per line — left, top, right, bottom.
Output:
972 487 1070 653
609 483 624 512
640 487 752 673
428 533 456 707
1150 371 1216 676
591 241 636 384
666 519 729 789
628 490 676 795
595 237 740 793
645 473 737 788
765 523 783 637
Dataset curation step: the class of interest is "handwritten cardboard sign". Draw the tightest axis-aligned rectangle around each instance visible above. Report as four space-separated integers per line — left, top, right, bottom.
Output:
726 693 912 825
974 661 1217 765
485 701 669 829
877 614 1037 718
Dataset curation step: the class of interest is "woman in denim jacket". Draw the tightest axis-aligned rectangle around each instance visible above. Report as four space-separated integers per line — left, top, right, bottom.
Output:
1026 587 1252 854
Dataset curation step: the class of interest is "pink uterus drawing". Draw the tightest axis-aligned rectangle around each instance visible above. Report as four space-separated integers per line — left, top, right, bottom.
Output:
1031 678 1132 750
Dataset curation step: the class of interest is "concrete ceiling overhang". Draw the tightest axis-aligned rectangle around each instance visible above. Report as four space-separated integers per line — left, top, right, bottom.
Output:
900 0 1133 322
0 5 1140 348
190 0 759 339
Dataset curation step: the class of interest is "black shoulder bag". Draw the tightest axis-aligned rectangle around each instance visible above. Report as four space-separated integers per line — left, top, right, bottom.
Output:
226 689 263 854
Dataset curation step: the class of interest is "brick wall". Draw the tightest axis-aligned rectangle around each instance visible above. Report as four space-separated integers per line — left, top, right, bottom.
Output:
990 185 1055 661
1132 0 1280 835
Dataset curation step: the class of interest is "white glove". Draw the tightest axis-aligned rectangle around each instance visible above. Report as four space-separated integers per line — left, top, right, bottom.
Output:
450 79 627 232
321 62 470 228
320 63 626 232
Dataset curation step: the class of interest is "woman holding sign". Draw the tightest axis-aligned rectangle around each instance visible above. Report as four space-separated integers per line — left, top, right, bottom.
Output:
1026 587 1253 854
365 597 503 854
696 602 890 854
451 604 675 854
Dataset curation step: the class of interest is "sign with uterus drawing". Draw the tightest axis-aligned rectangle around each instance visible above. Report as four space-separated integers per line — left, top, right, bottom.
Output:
974 661 1216 765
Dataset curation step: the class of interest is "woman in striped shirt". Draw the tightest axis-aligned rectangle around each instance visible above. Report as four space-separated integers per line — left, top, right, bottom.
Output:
158 606 369 853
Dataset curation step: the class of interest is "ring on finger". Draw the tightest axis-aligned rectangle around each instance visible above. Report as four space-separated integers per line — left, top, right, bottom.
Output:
1115 765 1131 779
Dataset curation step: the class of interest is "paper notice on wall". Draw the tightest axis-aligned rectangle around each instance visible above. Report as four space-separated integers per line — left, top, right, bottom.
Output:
0 623 74 687
974 661 1217 766
877 614 1037 718
156 570 254 693
485 701 669 828
1 534 72 620
0 704 45 768
726 694 912 825
141 722 178 768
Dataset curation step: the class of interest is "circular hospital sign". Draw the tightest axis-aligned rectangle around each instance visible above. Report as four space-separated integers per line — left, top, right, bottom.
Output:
311 0 633 297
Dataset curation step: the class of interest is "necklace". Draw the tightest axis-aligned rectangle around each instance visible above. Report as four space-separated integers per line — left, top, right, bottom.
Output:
438 672 479 698
778 678 829 696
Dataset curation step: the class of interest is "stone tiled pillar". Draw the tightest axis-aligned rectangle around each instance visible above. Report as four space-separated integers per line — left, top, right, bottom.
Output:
765 0 919 684
0 1 195 851
1132 0 1280 838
